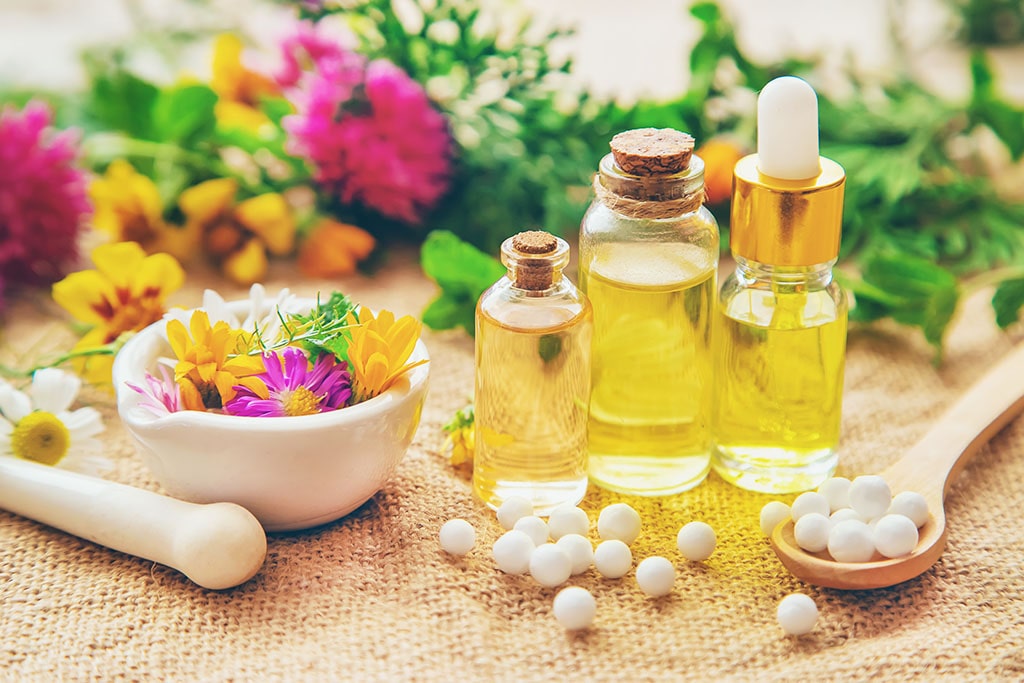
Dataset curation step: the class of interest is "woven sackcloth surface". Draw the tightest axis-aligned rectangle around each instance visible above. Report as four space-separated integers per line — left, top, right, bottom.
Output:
1 251 1022 682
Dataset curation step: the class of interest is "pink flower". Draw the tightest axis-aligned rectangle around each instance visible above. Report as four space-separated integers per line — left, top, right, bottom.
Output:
127 365 183 417
0 101 90 308
275 21 356 89
224 347 352 417
284 53 453 225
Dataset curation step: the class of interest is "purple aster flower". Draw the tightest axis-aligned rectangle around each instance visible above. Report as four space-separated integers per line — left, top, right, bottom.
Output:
224 347 352 417
127 365 182 417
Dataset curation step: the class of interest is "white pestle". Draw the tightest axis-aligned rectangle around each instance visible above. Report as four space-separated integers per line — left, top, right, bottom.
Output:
0 457 267 590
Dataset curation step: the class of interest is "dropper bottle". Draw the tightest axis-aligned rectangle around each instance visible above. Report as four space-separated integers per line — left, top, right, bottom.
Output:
710 76 848 494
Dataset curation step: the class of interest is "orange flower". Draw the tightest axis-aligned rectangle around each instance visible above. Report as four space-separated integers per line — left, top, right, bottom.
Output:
210 34 281 131
345 307 428 403
297 219 376 278
696 138 746 205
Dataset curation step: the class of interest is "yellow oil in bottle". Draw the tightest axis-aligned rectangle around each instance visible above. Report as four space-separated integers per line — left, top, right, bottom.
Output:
473 300 592 515
580 242 715 495
711 280 847 493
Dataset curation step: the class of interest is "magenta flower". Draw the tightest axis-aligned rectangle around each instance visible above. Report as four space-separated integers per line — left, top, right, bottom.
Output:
283 49 453 224
275 21 356 89
127 365 183 417
0 101 90 309
224 347 351 417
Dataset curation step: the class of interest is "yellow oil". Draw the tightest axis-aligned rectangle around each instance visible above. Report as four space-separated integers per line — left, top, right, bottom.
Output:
711 284 847 493
580 242 715 495
473 307 592 514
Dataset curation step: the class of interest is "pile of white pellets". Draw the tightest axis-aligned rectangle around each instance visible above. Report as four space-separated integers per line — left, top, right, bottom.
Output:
759 475 930 562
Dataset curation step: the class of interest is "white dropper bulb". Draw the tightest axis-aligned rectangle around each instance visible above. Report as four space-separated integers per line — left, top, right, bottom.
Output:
757 76 821 180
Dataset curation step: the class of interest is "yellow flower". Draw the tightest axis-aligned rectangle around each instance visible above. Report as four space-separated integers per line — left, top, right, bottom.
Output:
52 242 185 384
165 309 265 411
210 34 280 131
444 426 474 467
297 219 376 279
179 178 296 285
345 307 428 402
89 160 199 262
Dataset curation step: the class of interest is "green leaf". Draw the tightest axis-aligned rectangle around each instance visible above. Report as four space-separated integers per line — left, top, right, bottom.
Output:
86 70 159 138
992 278 1024 328
420 230 504 334
151 84 217 144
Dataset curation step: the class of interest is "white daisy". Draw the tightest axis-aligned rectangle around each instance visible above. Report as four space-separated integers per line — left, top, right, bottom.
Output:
0 368 110 476
162 283 305 346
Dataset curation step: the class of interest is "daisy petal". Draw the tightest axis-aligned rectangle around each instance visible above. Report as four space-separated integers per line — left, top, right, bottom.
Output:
29 368 81 414
61 407 105 438
0 385 32 422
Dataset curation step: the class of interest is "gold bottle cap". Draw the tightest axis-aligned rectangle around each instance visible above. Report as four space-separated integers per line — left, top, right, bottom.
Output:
730 154 846 266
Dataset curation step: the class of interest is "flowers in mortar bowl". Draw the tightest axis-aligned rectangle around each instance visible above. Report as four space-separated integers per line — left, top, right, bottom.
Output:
130 285 427 419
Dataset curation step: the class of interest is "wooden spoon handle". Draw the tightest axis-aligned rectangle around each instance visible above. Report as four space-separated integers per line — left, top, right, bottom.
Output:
884 341 1024 500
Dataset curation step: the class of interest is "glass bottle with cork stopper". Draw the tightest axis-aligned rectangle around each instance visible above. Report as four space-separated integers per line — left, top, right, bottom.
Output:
474 230 593 514
710 76 848 494
579 128 720 496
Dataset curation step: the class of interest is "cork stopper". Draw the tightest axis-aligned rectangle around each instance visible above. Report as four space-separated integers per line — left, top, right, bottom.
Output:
503 230 566 291
610 128 695 176
511 230 558 255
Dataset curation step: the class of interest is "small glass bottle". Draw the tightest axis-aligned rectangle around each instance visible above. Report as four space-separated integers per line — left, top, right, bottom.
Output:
473 230 593 514
710 76 848 494
579 128 720 496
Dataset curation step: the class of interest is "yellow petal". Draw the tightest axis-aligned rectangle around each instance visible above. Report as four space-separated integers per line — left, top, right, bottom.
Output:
213 370 240 404
189 310 213 343
133 253 185 300
221 239 268 285
178 379 205 411
91 242 148 287
233 194 296 255
214 101 271 132
52 271 114 325
179 178 237 225
360 351 391 398
166 319 190 360
196 361 219 383
211 34 245 100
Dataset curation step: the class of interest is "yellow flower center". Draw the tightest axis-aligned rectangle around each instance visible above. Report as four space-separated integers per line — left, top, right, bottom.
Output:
282 386 321 416
10 411 71 466
104 297 165 343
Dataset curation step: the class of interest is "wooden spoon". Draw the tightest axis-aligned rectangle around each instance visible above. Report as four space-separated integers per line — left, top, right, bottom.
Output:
770 340 1024 590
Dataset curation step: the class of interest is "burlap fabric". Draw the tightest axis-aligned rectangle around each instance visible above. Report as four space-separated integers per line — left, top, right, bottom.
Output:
1 250 1022 682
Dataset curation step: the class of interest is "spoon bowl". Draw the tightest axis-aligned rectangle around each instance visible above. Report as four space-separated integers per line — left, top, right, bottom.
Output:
770 341 1024 590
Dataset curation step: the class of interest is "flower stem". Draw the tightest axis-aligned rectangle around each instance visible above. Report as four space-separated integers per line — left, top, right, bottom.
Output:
963 264 1024 296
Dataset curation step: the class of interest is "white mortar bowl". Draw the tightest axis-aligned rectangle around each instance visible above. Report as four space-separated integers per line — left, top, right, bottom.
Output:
111 301 429 532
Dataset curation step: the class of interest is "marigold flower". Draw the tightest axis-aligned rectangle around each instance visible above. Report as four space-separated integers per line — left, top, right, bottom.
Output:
345 306 428 402
165 309 265 411
89 159 199 262
0 101 90 309
211 34 281 131
52 242 185 384
178 178 296 285
696 138 746 205
297 219 376 278
224 347 352 417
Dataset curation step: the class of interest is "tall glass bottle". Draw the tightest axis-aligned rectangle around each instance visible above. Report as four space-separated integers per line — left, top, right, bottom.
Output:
579 128 719 496
710 76 848 493
474 231 593 514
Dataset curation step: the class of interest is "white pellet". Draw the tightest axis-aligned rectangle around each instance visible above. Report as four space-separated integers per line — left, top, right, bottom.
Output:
793 513 830 553
760 501 792 537
529 543 572 587
791 492 830 521
676 521 716 561
817 477 852 512
552 586 596 630
827 519 876 563
873 514 919 558
439 519 476 556
548 504 590 540
555 534 594 575
829 508 865 528
597 503 642 545
635 556 676 597
888 491 930 528
492 530 536 575
594 540 633 578
777 593 818 635
848 475 892 520
496 496 534 530
513 515 549 546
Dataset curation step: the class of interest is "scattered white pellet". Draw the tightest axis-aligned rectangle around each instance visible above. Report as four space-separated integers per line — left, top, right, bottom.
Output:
492 530 536 575
848 475 892 520
829 508 864 528
548 504 590 540
777 593 818 635
594 540 633 578
552 586 596 630
676 521 716 561
828 519 876 563
760 501 792 537
513 515 549 546
873 514 919 558
439 519 476 555
888 491 930 528
529 543 572 587
496 496 534 530
793 513 830 553
791 492 830 521
597 503 642 545
635 556 676 597
555 534 594 575
817 477 852 512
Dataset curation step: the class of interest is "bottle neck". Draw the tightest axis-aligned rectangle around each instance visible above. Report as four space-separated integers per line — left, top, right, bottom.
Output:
734 256 836 289
504 266 568 297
